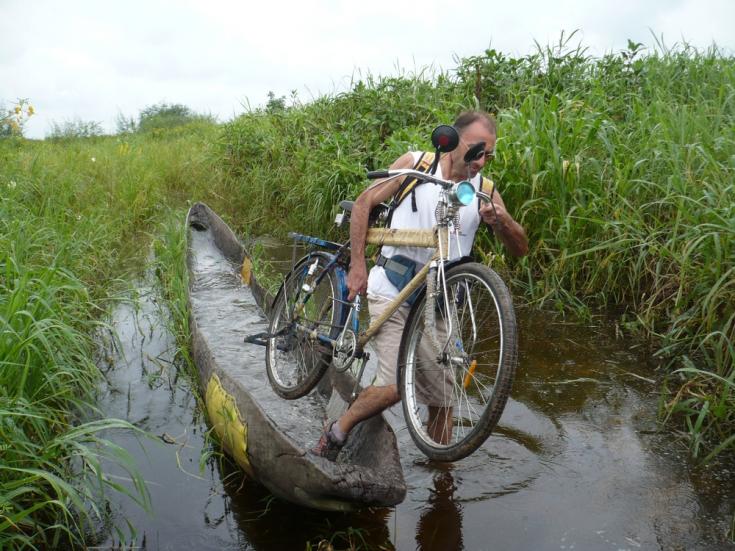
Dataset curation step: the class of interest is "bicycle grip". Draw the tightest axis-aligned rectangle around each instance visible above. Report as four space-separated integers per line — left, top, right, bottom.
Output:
367 170 390 179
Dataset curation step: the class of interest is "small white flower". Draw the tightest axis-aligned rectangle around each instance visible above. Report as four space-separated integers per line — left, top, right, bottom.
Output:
91 157 96 163
7 180 16 190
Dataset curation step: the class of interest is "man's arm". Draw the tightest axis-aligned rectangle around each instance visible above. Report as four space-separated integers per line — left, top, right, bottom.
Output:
479 191 529 257
347 152 415 299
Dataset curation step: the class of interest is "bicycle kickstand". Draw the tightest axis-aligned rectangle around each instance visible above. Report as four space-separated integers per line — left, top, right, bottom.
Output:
349 352 370 403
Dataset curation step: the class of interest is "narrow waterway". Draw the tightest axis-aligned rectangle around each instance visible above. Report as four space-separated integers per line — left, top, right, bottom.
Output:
97 243 735 550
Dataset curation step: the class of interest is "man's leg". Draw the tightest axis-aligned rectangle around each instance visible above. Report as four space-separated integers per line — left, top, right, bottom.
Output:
312 296 408 459
415 315 455 445
337 296 408 433
427 405 453 444
337 384 400 434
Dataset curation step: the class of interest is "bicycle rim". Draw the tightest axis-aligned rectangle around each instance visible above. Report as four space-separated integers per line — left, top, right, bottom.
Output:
400 264 517 461
266 255 338 399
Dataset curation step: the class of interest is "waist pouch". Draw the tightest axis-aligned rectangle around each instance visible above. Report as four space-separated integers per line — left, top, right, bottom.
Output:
378 254 422 306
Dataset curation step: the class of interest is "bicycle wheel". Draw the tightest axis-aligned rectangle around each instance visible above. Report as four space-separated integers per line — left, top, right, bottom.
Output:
266 252 341 399
398 262 517 462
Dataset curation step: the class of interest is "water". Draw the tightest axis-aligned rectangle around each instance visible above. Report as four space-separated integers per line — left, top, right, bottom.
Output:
97 240 735 550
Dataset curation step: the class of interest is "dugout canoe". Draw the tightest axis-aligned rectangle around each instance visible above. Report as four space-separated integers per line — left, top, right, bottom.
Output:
185 202 406 511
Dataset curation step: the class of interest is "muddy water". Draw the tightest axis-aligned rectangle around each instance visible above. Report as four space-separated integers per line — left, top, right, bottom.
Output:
98 244 735 550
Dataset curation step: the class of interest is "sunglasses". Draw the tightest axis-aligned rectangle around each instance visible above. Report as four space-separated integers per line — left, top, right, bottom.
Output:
462 140 495 163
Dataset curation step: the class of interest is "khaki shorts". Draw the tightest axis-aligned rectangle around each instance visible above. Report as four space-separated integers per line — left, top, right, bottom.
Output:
368 295 453 407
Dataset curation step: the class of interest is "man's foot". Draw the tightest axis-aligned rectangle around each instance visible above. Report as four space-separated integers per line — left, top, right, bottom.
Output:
311 421 346 461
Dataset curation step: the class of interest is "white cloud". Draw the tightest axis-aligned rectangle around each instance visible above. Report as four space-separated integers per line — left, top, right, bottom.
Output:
1 0 732 138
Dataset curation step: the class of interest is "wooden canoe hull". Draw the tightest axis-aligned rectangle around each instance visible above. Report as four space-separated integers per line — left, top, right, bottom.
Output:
186 202 405 511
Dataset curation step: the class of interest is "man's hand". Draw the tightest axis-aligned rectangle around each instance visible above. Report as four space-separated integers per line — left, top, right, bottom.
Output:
479 192 529 257
347 259 368 300
479 200 511 230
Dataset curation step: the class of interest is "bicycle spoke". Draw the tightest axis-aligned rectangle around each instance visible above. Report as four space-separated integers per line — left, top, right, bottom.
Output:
266 254 340 399
400 264 516 461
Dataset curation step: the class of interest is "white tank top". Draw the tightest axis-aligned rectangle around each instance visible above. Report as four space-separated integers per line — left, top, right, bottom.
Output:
367 151 484 300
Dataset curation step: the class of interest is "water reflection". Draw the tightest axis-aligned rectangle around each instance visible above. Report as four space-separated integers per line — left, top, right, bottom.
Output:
219 460 393 549
415 467 463 551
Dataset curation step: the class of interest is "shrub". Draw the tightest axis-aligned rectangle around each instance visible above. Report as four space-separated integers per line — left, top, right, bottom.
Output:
138 102 215 133
48 118 104 140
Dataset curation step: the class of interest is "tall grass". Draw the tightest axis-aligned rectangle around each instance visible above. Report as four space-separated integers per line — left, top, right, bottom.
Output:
0 121 226 547
217 69 468 235
0 212 150 547
218 39 734 460
478 40 734 460
151 209 194 370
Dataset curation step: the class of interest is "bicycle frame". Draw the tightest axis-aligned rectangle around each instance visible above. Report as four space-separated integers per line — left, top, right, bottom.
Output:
290 225 455 360
357 226 450 349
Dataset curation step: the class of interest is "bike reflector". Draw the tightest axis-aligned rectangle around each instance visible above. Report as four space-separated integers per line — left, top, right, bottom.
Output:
452 181 475 206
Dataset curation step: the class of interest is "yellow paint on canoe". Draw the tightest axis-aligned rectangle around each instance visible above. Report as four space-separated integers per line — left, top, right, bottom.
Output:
240 257 252 285
205 373 253 476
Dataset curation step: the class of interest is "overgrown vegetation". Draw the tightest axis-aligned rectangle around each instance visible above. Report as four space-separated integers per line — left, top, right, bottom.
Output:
134 102 215 134
151 211 194 370
1 35 732 547
218 36 734 461
0 118 225 548
48 118 104 140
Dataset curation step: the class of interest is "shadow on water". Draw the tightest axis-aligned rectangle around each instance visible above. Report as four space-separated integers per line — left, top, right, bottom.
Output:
97 241 735 550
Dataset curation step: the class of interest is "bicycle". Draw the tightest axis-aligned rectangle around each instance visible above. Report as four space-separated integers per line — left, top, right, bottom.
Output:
263 126 518 462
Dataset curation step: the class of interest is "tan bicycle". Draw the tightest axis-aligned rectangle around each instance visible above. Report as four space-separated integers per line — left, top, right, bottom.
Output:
263 126 518 462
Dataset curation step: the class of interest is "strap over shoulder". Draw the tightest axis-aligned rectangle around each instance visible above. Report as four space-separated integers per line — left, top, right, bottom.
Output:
480 176 494 194
392 152 435 209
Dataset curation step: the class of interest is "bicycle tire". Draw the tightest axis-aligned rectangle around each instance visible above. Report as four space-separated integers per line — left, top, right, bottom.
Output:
397 262 517 462
266 252 341 399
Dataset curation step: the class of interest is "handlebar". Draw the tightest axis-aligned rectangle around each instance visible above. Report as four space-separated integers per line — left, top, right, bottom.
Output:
366 168 456 189
475 191 492 204
366 168 494 206
365 170 391 179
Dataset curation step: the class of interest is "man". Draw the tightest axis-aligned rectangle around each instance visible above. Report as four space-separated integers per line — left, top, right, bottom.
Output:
312 110 528 460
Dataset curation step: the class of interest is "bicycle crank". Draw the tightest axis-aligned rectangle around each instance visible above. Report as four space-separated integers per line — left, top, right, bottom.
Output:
333 329 358 372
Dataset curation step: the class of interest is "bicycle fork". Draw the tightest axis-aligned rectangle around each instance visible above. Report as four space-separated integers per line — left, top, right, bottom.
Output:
425 226 470 366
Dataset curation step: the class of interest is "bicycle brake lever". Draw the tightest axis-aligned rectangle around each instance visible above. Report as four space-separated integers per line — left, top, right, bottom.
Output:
476 191 492 204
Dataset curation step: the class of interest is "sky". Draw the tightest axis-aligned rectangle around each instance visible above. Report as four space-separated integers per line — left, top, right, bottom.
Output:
2 0 734 139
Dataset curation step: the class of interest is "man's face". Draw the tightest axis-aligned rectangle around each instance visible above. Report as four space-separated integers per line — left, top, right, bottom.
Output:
455 121 497 178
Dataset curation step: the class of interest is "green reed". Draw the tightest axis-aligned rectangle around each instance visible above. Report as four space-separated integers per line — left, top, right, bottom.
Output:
0 218 150 548
151 209 194 371
218 40 734 460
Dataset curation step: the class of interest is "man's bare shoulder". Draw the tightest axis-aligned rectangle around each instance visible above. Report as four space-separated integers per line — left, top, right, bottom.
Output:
390 151 417 170
358 151 418 206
